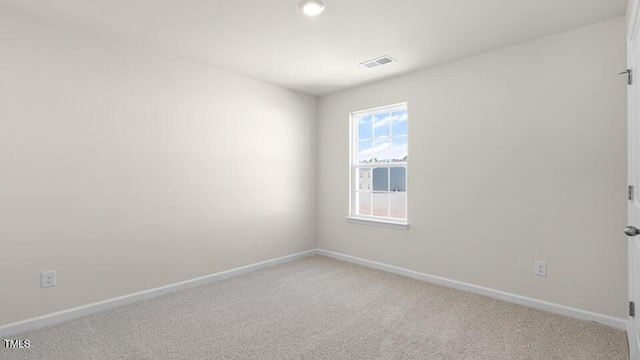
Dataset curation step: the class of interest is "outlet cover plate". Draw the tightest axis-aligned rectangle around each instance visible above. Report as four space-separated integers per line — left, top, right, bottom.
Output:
534 261 547 277
41 270 56 288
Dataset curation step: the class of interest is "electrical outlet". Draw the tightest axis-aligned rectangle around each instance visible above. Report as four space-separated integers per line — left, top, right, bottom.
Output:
41 270 56 288
534 261 547 277
304 226 309 237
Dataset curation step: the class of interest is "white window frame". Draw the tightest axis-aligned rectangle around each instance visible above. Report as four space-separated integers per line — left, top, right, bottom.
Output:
347 102 409 230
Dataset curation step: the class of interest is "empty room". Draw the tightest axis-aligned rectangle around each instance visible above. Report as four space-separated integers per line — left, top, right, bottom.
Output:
1 0 638 359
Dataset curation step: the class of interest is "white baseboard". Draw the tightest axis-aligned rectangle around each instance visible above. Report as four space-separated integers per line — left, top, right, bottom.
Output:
317 249 628 331
2 248 627 337
0 249 317 337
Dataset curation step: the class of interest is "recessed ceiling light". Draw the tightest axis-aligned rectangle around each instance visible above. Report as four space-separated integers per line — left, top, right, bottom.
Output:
300 0 325 16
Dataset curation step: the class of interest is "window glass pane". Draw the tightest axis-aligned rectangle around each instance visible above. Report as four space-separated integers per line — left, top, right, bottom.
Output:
389 192 406 219
358 115 373 140
358 140 373 163
351 104 407 221
374 112 391 138
357 191 371 216
372 193 389 217
390 167 406 192
391 110 408 136
372 167 389 191
373 138 390 162
358 168 371 191
391 136 408 162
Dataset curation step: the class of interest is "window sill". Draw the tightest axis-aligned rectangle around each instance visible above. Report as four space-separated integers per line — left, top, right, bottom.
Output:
346 217 410 230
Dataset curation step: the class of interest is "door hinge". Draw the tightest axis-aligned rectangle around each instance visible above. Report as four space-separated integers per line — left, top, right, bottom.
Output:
630 185 635 201
621 69 633 85
630 301 635 317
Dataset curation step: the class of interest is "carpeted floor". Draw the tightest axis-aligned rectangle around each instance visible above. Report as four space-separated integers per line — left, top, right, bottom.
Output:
1 255 629 359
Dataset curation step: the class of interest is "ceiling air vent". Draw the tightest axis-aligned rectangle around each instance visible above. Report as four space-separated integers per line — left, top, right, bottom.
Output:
359 55 396 69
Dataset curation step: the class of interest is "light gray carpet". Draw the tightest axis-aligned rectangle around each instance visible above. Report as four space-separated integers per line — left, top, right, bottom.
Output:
1 256 629 359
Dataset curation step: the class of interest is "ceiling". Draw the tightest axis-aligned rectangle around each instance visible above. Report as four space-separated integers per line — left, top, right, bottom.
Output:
0 0 628 96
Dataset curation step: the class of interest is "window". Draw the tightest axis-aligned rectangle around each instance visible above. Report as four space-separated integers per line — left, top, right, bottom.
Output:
349 103 408 227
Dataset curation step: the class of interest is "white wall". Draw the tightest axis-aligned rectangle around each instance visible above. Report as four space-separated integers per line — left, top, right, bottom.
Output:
0 7 317 326
318 17 628 318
